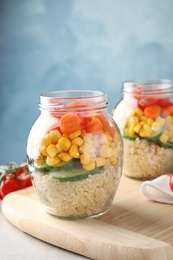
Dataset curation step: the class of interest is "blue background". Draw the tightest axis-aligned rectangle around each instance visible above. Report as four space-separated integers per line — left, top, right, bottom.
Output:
1 0 173 164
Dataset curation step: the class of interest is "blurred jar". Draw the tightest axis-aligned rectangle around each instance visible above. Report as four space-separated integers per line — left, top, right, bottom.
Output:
112 80 173 180
27 90 123 219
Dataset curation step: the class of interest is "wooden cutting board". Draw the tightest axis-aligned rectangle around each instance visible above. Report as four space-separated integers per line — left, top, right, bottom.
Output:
2 175 173 260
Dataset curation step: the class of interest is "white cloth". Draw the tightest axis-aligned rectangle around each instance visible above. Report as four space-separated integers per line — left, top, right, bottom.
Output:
140 174 173 204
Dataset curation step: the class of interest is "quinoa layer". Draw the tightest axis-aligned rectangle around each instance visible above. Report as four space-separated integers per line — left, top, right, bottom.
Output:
32 161 121 218
123 138 173 179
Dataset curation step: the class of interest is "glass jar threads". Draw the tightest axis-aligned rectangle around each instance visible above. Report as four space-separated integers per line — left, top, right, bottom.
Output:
27 90 123 219
112 80 173 180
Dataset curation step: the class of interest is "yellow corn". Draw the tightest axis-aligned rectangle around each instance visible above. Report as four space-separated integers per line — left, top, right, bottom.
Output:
135 107 143 117
35 156 44 165
58 137 71 151
71 137 83 146
79 142 96 154
40 134 52 147
105 132 113 144
139 128 151 137
46 144 58 157
140 116 148 122
109 156 118 165
151 122 161 132
164 130 173 138
49 130 61 144
46 155 61 166
40 146 48 156
55 144 63 153
128 125 136 135
82 159 95 171
58 152 72 161
147 118 154 126
128 116 139 125
143 124 152 132
69 144 80 158
99 133 109 145
159 134 168 143
100 145 112 158
95 157 106 167
134 123 141 134
93 135 100 148
80 154 90 165
83 133 93 143
69 130 81 139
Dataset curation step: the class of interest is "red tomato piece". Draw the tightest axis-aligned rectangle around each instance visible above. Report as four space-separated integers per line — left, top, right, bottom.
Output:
138 97 159 110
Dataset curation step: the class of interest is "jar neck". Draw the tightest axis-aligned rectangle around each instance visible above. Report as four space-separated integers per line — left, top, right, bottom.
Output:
122 80 173 97
39 90 108 113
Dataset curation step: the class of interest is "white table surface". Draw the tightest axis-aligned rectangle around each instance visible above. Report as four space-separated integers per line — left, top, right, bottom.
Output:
0 200 89 260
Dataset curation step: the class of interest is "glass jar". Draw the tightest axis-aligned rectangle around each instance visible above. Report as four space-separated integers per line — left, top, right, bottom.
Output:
27 90 123 219
112 80 173 180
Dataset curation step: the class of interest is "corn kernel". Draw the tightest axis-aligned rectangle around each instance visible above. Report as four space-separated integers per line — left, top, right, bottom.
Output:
58 137 71 151
46 155 61 166
58 152 72 161
134 124 141 134
79 142 96 154
83 133 93 143
139 129 151 137
55 144 63 153
128 116 139 125
35 156 44 165
40 146 48 156
49 130 61 144
71 137 83 146
93 135 100 148
80 154 90 165
159 134 168 143
109 156 118 165
135 107 143 117
151 122 161 132
99 133 109 145
141 116 148 122
69 144 80 158
46 144 58 157
82 159 95 171
100 145 112 158
128 125 135 135
164 130 172 138
147 118 154 126
40 134 52 147
143 124 152 132
69 130 82 139
95 157 106 167
105 132 113 143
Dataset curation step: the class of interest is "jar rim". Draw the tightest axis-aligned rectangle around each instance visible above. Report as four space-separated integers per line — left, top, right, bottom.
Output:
39 90 108 111
122 79 173 95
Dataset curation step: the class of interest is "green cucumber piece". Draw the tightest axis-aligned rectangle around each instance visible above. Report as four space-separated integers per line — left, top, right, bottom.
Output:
48 166 102 182
168 139 173 145
35 159 75 172
159 141 173 149
123 134 138 141
145 129 163 142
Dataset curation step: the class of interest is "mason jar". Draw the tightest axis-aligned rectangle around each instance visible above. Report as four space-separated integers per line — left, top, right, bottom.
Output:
112 80 173 180
27 90 123 219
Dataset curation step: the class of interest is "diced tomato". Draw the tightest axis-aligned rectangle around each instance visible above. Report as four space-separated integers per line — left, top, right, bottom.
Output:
138 97 159 110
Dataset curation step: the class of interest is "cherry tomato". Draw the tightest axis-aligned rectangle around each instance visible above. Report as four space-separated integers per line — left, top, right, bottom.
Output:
138 97 159 110
0 174 26 198
169 175 173 192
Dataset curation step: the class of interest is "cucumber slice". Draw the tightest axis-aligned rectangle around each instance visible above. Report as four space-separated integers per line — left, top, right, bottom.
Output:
145 129 163 142
123 134 138 141
159 141 173 149
35 160 75 172
48 166 102 182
